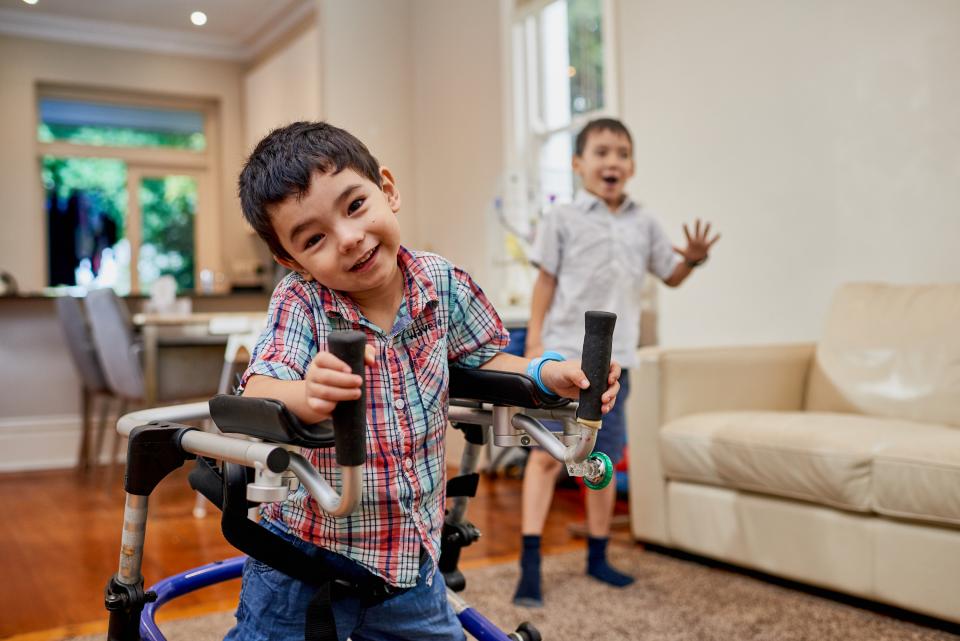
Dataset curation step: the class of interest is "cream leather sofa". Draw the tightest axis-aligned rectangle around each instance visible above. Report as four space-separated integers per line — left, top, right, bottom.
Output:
627 282 960 623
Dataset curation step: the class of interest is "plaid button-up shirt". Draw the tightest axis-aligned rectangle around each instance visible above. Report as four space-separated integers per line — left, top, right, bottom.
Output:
242 247 508 587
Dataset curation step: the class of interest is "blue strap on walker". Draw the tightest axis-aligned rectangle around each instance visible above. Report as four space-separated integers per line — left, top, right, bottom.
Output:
526 351 566 397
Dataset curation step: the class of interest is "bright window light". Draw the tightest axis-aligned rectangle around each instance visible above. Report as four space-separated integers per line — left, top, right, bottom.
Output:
190 11 207 26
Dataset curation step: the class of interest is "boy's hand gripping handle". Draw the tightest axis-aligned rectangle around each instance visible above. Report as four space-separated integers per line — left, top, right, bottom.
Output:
576 311 617 425
328 331 368 467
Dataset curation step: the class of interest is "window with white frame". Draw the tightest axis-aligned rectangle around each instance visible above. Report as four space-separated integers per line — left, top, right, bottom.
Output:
38 88 219 295
496 0 615 307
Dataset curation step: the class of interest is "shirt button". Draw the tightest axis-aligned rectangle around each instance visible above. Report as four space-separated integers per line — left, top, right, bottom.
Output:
404 458 414 470
394 398 405 410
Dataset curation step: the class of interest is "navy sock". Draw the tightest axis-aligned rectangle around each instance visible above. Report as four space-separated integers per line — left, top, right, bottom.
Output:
513 535 543 606
586 536 635 587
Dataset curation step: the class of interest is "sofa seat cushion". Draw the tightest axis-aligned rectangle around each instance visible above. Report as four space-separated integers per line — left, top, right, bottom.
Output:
660 411 932 513
872 425 960 526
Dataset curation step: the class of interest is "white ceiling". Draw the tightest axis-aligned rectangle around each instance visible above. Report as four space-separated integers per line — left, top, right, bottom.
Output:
0 0 316 60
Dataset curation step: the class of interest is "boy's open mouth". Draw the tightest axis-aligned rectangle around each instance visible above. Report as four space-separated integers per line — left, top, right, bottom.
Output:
602 176 619 185
350 245 380 272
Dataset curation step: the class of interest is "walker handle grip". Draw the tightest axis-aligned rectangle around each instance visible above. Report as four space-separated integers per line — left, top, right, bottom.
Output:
576 311 617 423
328 330 367 466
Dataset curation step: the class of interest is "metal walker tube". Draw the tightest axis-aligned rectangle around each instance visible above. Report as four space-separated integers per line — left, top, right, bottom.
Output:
116 494 149 586
511 412 597 464
110 402 366 587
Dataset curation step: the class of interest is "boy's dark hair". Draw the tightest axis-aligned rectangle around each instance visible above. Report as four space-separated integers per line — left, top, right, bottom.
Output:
574 117 633 157
238 121 382 260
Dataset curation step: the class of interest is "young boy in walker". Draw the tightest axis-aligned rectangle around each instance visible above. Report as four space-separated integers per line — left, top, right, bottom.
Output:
226 121 622 641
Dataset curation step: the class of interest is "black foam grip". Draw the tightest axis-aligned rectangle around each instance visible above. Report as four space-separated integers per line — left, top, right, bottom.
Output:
327 330 368 466
576 311 617 422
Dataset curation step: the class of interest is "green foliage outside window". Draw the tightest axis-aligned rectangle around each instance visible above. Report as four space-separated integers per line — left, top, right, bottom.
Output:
42 156 127 233
139 176 196 292
42 145 197 292
38 123 205 150
42 155 130 292
568 0 604 115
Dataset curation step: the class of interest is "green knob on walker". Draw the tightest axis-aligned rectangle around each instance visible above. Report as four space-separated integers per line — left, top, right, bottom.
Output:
583 451 614 490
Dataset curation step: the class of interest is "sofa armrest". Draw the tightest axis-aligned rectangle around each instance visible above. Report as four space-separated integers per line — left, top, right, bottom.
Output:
627 343 815 545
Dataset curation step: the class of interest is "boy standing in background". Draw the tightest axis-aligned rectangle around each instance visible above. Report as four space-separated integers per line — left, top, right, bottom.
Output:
515 118 719 607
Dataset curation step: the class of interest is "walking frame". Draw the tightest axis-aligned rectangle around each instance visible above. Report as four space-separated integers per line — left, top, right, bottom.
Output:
103 312 617 641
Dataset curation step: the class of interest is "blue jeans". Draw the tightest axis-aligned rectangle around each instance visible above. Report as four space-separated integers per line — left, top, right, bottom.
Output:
223 526 464 641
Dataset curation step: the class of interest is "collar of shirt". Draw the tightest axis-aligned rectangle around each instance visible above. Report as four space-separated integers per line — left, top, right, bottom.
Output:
315 246 439 328
573 188 639 216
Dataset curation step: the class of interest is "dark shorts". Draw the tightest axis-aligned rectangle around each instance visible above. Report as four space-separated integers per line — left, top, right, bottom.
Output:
540 369 630 465
590 368 630 465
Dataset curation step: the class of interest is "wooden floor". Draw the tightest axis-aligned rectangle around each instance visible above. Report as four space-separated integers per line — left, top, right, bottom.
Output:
0 462 626 640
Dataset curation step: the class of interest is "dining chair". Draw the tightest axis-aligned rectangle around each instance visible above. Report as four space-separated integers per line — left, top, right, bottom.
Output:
83 288 145 472
84 288 232 477
55 295 115 472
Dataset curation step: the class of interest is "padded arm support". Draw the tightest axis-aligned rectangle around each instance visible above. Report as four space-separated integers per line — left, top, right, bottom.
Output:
449 368 570 409
209 395 335 447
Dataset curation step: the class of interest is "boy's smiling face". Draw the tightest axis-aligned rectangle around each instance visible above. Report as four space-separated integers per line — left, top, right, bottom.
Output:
573 128 635 210
270 167 402 297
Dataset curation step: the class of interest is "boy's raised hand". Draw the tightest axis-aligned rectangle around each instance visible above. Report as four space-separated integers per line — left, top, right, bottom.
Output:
304 345 376 419
674 218 720 265
540 359 622 414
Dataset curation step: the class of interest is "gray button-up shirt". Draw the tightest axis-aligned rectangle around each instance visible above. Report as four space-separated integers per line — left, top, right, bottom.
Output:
528 189 680 368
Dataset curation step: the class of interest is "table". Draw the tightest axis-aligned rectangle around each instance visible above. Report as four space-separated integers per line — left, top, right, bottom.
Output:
133 311 267 406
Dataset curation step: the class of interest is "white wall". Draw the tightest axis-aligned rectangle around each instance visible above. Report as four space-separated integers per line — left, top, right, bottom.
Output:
311 0 505 284
410 0 505 286
244 25 322 151
0 299 83 471
617 0 960 347
317 0 419 249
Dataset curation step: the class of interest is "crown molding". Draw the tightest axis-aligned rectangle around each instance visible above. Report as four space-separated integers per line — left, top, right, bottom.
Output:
242 0 317 59
0 6 250 61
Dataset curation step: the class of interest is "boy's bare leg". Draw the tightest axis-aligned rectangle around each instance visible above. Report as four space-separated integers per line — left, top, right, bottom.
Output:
521 450 563 533
514 449 563 606
584 481 635 587
585 481 616 536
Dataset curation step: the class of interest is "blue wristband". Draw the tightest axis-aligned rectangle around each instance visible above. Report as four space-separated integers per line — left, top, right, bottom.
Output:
526 350 566 397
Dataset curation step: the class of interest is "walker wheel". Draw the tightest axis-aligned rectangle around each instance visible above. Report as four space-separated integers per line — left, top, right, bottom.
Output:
513 621 542 641
583 451 613 490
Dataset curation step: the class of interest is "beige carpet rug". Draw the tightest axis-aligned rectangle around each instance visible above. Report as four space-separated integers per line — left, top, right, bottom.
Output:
62 547 958 641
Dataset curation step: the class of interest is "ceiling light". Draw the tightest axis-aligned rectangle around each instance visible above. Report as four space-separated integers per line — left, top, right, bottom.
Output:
22 0 40 5
190 11 207 26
